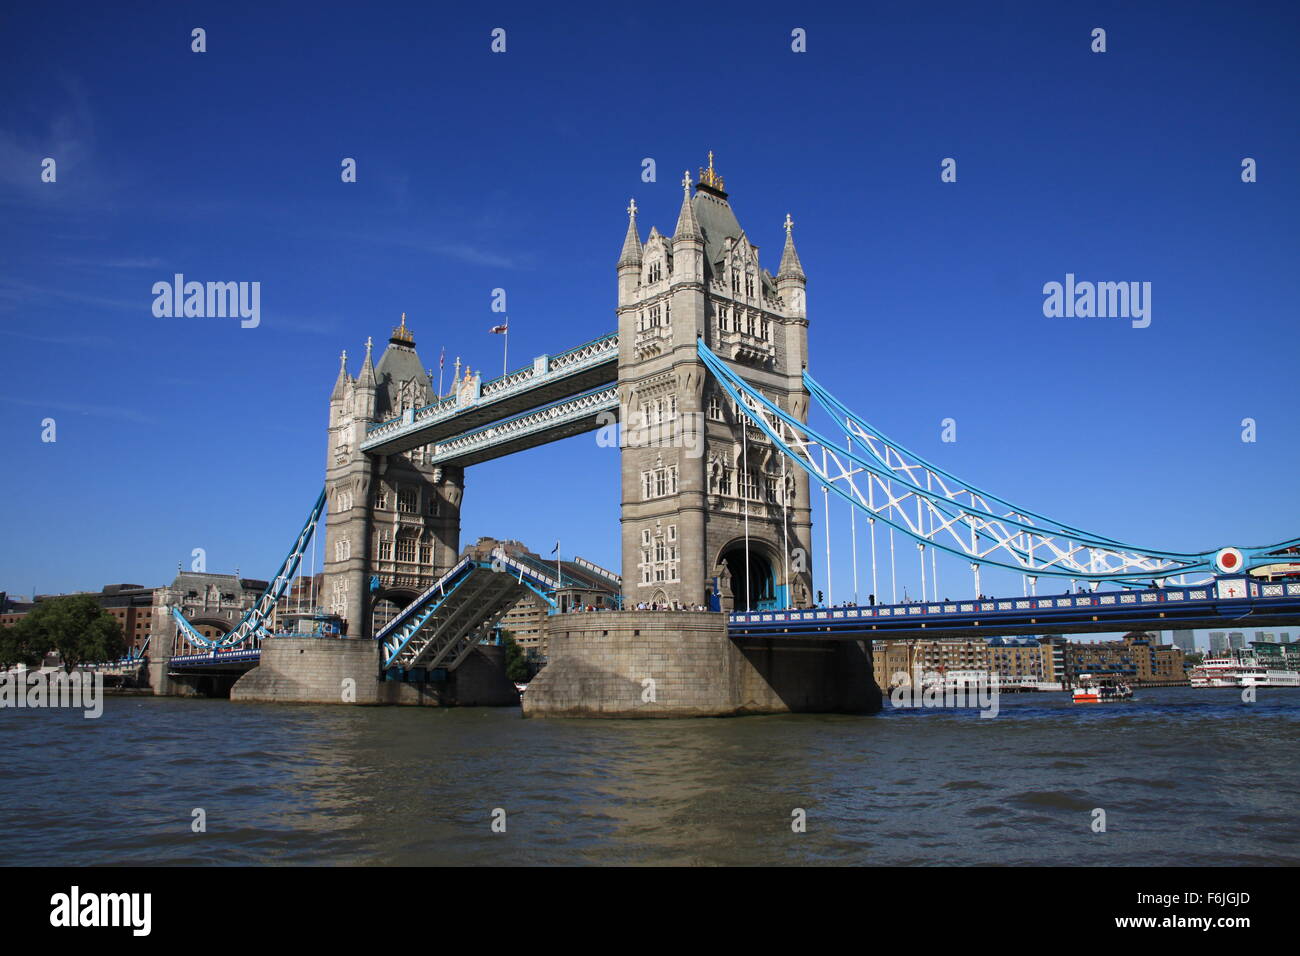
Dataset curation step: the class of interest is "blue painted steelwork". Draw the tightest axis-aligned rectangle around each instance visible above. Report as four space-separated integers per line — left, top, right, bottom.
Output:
728 577 1300 639
698 340 1297 582
377 551 559 673
168 647 262 669
171 488 328 649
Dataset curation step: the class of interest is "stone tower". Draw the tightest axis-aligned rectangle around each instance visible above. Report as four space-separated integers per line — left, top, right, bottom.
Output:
617 155 814 612
322 315 464 637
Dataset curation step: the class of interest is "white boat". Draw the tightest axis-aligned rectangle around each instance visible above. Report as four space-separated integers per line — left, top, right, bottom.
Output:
1072 675 1133 703
1189 657 1300 688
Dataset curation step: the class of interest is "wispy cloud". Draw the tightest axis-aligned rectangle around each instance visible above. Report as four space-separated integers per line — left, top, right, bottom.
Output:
0 394 157 426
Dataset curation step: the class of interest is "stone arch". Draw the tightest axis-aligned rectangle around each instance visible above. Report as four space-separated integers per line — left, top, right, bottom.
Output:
714 536 782 612
371 588 418 636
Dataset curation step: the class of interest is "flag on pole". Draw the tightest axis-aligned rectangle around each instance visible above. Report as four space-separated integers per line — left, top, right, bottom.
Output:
551 541 559 554
489 321 508 334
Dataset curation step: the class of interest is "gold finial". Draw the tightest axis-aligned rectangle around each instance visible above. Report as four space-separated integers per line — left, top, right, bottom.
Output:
390 312 414 345
698 150 725 191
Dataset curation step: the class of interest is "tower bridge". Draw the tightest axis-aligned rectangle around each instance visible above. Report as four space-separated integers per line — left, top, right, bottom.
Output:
144 154 1300 715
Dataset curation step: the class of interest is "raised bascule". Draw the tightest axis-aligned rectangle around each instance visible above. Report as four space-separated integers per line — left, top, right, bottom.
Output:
145 155 1300 716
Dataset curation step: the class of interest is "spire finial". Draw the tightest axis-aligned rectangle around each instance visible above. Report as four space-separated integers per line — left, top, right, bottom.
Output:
365 336 373 356
682 170 691 194
784 213 794 236
698 150 725 192
390 312 414 346
627 198 637 218
340 349 348 367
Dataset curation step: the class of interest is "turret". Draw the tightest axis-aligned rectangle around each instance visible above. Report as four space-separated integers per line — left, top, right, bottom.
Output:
617 199 642 308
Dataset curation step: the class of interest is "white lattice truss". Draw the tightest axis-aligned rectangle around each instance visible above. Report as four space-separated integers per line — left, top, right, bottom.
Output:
427 386 618 465
378 552 558 672
698 342 1217 582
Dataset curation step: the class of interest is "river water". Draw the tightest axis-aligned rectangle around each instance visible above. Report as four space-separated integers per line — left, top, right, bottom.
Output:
2 687 1296 866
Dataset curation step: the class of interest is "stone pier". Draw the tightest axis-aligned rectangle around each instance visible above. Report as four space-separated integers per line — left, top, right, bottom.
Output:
522 610 880 718
230 637 518 706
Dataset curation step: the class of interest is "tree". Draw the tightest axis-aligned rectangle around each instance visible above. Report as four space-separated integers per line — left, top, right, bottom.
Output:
0 621 41 669
499 630 529 683
13 595 125 671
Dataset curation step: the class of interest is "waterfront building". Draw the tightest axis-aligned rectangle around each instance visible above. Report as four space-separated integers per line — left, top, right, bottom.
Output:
1250 640 1300 671
0 583 159 657
461 537 621 657
1064 632 1184 683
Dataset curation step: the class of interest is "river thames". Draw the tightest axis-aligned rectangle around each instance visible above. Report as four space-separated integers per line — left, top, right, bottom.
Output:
1 687 1296 866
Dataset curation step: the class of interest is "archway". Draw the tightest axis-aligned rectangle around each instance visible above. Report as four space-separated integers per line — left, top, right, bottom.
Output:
371 589 418 636
718 542 776 612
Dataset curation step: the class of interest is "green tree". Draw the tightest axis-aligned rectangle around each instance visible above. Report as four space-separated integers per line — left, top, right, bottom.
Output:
500 630 529 683
12 595 125 671
0 622 41 669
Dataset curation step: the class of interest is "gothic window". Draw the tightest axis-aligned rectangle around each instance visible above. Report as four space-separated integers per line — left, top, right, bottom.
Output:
419 537 432 564
642 472 653 500
648 261 662 283
396 534 416 563
397 487 418 514
377 531 392 561
335 538 351 562
708 392 724 421
745 275 754 299
664 301 671 324
374 486 389 510
428 494 440 516
731 271 739 293
330 580 347 616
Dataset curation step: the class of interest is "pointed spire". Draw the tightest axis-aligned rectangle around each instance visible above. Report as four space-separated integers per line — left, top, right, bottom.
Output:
673 170 702 240
777 213 805 280
358 336 377 387
617 198 642 267
331 349 350 399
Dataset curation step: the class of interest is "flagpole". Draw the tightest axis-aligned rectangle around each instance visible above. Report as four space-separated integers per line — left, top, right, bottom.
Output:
438 348 445 398
503 321 509 376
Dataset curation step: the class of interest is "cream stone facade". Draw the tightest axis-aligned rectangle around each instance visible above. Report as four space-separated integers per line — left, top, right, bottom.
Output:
616 156 814 613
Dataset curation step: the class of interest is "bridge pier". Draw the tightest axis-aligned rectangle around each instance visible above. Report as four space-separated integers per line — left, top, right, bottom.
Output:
522 611 880 718
230 637 518 706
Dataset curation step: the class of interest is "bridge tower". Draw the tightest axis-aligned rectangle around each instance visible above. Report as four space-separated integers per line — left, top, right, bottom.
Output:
617 155 815 611
322 315 465 637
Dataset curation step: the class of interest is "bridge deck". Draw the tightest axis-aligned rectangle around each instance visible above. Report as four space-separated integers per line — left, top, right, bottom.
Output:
728 578 1300 641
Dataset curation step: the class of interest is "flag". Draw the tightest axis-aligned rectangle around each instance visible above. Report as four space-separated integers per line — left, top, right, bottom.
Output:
439 347 445 368
551 541 559 555
489 321 508 334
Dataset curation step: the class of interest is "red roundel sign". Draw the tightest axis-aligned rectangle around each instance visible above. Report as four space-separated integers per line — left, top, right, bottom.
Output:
1214 547 1244 574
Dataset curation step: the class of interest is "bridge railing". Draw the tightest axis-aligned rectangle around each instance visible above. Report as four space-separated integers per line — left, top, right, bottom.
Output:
728 578 1300 625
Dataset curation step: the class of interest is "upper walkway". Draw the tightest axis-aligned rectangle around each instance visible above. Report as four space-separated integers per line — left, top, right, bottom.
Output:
360 332 617 458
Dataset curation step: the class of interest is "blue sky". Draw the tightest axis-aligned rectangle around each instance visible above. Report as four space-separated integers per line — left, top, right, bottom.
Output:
2 0 1298 636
